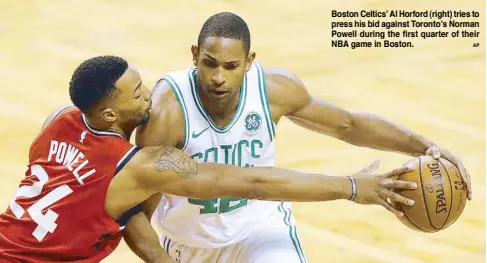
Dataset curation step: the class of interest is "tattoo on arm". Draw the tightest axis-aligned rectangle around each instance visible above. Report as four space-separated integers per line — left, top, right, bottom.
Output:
154 148 198 178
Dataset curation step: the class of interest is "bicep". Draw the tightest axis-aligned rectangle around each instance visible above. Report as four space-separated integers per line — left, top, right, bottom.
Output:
288 97 353 134
107 147 197 220
130 147 254 199
265 67 312 122
129 147 199 197
266 68 353 138
286 94 354 139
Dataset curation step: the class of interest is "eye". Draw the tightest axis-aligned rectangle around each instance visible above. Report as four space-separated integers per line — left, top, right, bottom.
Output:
224 64 238 70
203 60 217 67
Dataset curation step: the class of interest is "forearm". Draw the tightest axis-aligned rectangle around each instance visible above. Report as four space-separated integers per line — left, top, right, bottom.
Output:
123 212 170 263
180 164 354 202
140 146 352 203
343 112 436 156
287 97 435 156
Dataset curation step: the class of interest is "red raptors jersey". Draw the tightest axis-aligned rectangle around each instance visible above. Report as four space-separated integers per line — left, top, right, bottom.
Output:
0 107 141 262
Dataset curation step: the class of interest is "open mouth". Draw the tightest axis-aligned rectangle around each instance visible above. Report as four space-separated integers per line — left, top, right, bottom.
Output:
209 90 229 98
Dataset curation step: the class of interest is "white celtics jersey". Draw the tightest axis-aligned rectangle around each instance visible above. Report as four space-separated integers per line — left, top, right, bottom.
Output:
151 62 284 248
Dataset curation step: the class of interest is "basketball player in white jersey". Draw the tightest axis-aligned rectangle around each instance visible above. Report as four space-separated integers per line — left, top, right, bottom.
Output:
132 12 471 263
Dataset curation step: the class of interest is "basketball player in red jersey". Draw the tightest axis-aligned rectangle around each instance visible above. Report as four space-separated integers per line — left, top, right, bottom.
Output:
0 55 418 263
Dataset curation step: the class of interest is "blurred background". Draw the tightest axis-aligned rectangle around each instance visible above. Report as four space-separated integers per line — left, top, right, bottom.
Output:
0 0 485 262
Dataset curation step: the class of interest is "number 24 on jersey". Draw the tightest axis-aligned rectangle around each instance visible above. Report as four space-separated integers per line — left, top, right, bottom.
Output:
9 164 73 242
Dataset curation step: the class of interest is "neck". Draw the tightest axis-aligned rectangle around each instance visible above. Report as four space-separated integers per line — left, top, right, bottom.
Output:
84 114 130 140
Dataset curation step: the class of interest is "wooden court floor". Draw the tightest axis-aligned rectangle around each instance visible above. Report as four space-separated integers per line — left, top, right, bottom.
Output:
0 1 484 262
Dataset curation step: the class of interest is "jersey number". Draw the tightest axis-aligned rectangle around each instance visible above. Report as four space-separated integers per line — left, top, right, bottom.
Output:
9 164 73 242
188 198 247 214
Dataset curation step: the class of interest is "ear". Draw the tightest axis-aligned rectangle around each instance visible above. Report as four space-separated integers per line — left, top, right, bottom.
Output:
191 45 199 67
245 52 256 71
101 108 117 123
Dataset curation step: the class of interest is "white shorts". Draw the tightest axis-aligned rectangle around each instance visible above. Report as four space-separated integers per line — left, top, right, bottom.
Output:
160 203 308 263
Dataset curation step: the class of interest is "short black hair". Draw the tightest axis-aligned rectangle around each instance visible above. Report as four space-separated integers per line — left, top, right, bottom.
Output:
69 55 128 113
197 12 251 54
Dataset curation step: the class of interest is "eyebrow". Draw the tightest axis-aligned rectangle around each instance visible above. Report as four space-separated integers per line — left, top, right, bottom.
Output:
203 53 240 64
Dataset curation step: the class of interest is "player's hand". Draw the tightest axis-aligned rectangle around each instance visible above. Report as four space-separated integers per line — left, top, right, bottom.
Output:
426 145 472 200
350 158 417 217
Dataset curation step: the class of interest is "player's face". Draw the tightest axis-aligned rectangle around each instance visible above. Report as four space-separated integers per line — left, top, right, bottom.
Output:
110 65 152 128
192 37 255 104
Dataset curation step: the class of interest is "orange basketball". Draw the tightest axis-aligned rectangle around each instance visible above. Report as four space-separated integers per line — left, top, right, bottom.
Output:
391 155 467 233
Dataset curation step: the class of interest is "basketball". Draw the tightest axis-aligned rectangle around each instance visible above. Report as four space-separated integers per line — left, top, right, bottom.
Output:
392 155 467 233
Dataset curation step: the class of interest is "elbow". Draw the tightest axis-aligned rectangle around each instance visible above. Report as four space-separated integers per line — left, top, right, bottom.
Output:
242 176 272 200
248 185 268 200
340 112 385 146
334 112 355 141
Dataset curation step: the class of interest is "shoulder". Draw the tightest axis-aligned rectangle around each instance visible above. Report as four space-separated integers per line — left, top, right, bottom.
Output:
150 78 182 117
40 104 76 131
135 78 185 148
262 67 312 115
264 67 305 87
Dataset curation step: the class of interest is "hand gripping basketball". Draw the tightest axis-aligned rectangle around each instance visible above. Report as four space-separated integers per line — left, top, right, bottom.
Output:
426 145 472 200
349 158 417 217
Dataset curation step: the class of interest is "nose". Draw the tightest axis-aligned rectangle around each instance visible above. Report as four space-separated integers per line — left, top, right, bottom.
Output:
142 85 151 101
212 69 226 86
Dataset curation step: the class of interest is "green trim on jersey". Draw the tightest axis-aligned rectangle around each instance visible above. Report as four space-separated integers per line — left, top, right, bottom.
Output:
279 203 307 263
188 68 248 133
255 63 276 141
163 75 190 150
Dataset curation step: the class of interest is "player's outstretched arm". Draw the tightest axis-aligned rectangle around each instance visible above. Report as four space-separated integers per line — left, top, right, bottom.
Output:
264 67 437 155
107 146 418 219
264 67 471 200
